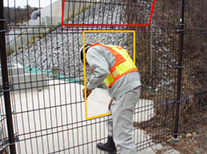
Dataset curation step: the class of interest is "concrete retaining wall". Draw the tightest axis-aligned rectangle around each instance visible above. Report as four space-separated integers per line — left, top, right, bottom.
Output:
6 20 45 52
63 0 91 21
41 0 62 26
0 63 47 90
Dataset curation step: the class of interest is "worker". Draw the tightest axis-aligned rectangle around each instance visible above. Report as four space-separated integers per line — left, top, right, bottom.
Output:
79 43 141 154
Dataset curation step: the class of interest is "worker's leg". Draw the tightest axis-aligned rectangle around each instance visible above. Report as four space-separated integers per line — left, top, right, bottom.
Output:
112 87 141 154
106 113 113 137
96 105 116 153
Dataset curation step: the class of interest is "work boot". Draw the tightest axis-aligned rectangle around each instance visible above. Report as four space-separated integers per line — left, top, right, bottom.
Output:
97 136 116 153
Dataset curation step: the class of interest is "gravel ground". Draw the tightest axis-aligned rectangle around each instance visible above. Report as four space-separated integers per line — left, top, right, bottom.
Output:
8 0 152 80
8 0 150 80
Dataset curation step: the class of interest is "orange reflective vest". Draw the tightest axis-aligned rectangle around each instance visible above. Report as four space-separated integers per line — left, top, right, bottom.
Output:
89 43 139 88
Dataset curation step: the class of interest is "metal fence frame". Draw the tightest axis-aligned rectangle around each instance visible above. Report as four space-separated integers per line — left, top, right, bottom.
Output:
0 0 207 153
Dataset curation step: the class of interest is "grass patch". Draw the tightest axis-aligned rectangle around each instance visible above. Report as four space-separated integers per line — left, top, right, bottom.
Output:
17 30 27 38
7 49 15 57
18 46 22 50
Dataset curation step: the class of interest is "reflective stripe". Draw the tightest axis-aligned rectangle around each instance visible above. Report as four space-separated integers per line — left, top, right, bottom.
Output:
112 70 119 78
106 67 138 88
89 43 139 88
110 46 129 58
115 59 137 75
104 74 114 87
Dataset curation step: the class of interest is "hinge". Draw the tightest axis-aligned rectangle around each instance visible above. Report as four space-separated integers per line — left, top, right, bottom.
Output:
175 64 183 69
176 29 184 33
171 131 178 136
0 85 13 92
0 30 6 33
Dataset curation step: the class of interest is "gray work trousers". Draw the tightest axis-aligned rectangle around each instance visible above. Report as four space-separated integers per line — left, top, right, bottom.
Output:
107 86 141 154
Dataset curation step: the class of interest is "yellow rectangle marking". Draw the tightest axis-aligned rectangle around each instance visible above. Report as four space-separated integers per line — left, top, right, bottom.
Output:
83 30 136 120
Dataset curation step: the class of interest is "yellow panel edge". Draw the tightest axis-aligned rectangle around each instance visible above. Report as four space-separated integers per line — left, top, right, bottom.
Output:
83 30 136 120
86 112 111 120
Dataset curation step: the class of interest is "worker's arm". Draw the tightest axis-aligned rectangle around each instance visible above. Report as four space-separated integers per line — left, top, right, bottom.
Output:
85 48 110 90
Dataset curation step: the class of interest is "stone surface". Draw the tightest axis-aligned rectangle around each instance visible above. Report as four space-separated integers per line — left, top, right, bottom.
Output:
8 0 151 82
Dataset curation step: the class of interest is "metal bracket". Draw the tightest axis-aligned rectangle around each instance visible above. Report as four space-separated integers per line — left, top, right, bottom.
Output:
175 100 181 103
175 64 183 69
0 135 18 152
0 85 13 92
173 100 181 105
171 131 178 136
0 30 6 33
176 29 184 33
176 23 184 26
0 19 6 22
176 23 184 33
172 99 176 105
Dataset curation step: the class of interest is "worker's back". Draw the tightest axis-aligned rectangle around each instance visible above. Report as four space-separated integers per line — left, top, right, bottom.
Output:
86 44 141 100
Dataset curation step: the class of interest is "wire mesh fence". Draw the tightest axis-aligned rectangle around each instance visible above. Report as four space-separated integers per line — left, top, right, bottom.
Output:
62 0 152 26
0 0 207 153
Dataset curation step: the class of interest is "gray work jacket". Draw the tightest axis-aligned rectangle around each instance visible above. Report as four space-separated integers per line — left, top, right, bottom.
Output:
86 45 141 100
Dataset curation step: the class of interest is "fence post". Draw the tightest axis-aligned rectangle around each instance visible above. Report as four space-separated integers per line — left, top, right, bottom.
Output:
0 1 16 154
174 0 185 139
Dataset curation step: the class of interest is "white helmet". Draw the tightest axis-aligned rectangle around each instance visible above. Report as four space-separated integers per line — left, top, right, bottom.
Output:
79 44 92 64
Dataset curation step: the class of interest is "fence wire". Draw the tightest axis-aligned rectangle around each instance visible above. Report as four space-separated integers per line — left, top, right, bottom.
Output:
0 0 207 154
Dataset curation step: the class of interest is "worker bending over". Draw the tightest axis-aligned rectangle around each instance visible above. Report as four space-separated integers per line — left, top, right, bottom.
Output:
79 43 141 154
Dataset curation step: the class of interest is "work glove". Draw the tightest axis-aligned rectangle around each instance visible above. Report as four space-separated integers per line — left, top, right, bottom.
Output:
108 99 113 110
82 88 92 99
